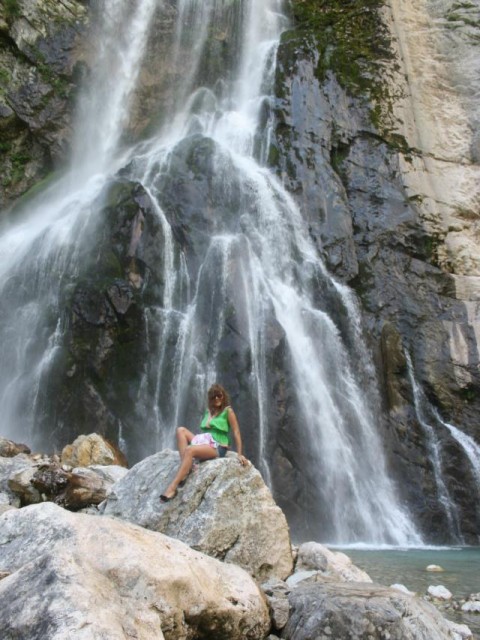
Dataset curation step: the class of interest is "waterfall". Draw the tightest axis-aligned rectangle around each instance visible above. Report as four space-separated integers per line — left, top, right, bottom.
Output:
0 0 158 449
0 0 422 545
441 422 480 488
406 356 463 540
405 352 480 543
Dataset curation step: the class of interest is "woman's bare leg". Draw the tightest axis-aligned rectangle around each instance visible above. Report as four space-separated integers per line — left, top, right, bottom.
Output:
176 426 194 460
161 445 218 499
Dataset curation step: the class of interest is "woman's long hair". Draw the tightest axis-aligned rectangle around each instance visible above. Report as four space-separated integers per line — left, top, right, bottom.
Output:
207 384 230 414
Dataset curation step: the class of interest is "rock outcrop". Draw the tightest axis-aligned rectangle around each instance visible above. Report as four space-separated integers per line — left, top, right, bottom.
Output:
0 434 127 510
61 432 128 468
0 0 89 208
101 450 294 582
295 541 373 583
268 0 480 543
0 502 271 640
0 436 30 457
283 581 462 640
0 436 474 640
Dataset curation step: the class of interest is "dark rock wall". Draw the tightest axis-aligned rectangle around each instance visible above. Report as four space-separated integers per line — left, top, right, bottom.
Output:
270 0 480 542
0 0 89 210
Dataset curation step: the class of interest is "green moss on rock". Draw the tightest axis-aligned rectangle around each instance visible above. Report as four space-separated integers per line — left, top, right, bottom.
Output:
3 0 21 20
287 0 400 135
289 0 393 91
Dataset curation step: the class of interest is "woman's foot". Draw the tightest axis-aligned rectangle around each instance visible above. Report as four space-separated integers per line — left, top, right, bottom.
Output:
160 490 177 502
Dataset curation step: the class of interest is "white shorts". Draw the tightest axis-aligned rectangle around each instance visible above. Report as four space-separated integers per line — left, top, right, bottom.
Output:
190 433 217 448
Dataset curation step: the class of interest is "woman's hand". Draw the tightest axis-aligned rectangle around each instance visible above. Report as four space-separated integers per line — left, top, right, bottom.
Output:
227 408 247 467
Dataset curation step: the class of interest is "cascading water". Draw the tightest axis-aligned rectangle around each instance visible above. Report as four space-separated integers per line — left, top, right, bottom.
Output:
0 0 423 545
405 354 464 541
406 353 480 542
0 0 157 450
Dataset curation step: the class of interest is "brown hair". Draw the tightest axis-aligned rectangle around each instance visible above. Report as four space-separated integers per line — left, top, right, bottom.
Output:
207 384 230 414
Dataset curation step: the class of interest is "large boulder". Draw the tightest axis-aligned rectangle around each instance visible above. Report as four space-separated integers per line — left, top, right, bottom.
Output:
61 433 128 468
0 502 270 640
0 436 30 457
101 450 293 581
283 581 461 640
295 541 372 583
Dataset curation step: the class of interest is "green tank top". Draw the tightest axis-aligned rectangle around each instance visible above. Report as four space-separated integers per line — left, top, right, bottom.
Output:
200 407 231 446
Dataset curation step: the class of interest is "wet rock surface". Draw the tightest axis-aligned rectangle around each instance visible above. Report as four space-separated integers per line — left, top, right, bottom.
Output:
0 0 89 208
269 3 480 543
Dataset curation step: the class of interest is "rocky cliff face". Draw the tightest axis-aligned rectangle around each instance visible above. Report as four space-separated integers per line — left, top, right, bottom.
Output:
0 0 89 209
0 0 479 544
267 0 480 542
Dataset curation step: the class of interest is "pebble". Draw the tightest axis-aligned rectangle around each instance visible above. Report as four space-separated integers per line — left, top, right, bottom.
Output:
427 585 453 600
461 601 480 613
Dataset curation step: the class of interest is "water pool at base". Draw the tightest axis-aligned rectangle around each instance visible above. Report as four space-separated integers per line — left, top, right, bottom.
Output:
339 547 480 638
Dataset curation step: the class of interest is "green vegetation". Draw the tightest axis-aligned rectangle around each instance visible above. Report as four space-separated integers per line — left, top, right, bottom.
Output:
420 233 441 267
2 148 32 189
330 141 350 178
459 384 477 403
0 67 11 94
4 0 21 19
36 60 70 99
289 0 393 92
287 0 405 137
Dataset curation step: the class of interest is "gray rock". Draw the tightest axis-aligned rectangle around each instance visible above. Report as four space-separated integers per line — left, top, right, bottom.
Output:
87 464 129 484
29 461 121 510
0 502 270 640
0 0 89 207
295 542 372 583
8 464 42 505
286 570 324 589
261 579 291 631
0 455 33 507
270 8 480 544
101 449 293 581
283 581 459 640
268 595 290 631
428 585 453 601
0 436 31 457
295 540 329 572
0 504 17 516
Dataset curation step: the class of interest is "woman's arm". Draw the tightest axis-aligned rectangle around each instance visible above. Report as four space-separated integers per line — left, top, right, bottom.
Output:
227 408 248 466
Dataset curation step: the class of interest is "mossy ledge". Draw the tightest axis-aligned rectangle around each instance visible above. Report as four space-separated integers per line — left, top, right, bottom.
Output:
287 0 403 137
288 0 393 90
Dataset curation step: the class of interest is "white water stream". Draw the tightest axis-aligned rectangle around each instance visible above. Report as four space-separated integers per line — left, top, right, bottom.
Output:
406 352 480 542
0 0 423 545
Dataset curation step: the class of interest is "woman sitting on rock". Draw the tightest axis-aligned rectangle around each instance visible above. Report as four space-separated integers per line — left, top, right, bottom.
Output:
160 384 248 502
